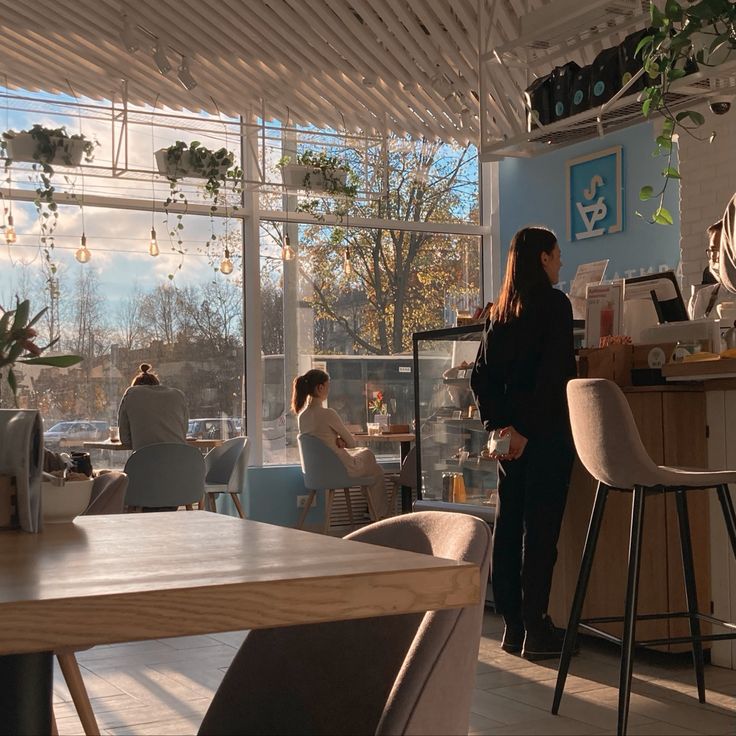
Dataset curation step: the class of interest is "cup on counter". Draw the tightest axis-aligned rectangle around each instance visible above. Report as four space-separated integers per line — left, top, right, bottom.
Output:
366 422 381 436
108 425 120 442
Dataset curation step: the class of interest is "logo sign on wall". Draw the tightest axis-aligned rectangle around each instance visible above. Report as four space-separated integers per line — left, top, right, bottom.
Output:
566 146 623 242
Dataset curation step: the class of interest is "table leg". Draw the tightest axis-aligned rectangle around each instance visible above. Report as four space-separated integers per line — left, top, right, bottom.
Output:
0 652 53 734
400 440 412 514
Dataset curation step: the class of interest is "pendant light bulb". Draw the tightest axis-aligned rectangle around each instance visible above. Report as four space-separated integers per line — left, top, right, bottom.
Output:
149 228 160 257
343 246 352 277
75 233 91 263
282 233 295 261
220 248 234 275
5 214 16 244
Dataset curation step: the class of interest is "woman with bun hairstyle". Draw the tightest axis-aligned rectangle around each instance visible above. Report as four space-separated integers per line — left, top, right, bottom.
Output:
117 363 189 451
292 368 386 518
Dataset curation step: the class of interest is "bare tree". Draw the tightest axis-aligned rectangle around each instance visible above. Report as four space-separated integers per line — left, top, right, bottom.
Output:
115 286 145 351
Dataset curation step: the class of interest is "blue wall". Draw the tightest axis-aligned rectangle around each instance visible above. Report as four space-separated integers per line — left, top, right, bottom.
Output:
498 121 680 290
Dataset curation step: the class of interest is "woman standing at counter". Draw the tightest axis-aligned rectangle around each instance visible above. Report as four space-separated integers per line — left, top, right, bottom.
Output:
471 226 576 661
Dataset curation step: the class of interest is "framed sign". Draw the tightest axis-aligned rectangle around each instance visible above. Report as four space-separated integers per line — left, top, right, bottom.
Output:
566 146 623 242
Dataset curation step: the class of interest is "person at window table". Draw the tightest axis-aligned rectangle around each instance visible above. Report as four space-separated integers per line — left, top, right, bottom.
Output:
470 226 576 662
117 363 188 451
292 368 386 518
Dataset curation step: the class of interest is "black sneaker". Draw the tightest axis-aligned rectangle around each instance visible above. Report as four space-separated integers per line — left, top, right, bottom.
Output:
521 615 577 661
501 622 525 654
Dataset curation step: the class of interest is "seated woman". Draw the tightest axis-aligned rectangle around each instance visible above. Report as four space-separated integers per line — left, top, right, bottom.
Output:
117 363 189 451
292 369 387 518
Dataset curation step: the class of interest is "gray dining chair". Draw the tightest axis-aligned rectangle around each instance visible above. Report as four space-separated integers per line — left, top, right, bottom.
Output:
203 437 249 518
123 443 205 510
297 433 377 533
198 510 492 736
554 378 736 736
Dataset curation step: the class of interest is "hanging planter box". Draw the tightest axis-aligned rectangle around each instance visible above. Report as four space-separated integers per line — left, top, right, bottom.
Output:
4 132 86 167
281 163 348 193
155 148 231 180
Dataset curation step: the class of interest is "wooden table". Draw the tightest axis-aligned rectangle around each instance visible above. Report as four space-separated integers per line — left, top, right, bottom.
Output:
353 433 415 512
0 512 479 730
84 437 224 451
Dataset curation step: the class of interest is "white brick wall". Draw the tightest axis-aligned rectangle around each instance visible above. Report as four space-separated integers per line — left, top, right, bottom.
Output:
678 105 736 295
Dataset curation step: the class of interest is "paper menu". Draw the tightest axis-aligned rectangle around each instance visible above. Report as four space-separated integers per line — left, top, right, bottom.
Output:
569 260 609 319
585 282 623 348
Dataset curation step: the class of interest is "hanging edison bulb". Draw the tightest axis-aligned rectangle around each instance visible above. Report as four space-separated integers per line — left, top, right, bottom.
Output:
343 246 353 277
281 233 295 261
75 233 91 263
220 248 234 275
5 214 16 244
149 228 160 257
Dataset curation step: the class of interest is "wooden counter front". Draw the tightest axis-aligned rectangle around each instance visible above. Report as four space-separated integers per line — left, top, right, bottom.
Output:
548 386 711 652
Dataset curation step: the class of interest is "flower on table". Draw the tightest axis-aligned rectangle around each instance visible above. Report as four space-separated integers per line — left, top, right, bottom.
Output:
0 298 83 403
368 390 388 415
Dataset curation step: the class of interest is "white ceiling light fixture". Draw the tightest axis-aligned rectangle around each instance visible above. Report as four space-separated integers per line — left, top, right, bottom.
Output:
152 39 172 75
177 56 197 91
362 72 377 88
120 13 139 53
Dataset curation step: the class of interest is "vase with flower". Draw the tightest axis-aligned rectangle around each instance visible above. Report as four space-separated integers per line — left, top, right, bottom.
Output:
368 390 391 431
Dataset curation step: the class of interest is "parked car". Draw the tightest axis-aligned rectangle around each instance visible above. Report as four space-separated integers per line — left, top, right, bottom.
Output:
187 418 238 440
44 420 109 450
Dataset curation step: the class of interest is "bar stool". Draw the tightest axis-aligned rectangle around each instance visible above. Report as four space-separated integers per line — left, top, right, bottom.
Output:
553 378 736 736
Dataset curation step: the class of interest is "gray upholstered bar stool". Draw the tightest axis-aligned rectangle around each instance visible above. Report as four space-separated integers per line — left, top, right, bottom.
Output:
553 378 736 736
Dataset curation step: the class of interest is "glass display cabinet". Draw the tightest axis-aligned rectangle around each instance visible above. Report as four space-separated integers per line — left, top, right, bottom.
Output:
412 324 497 522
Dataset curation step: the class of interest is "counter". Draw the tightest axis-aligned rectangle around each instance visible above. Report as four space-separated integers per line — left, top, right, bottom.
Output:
659 361 736 668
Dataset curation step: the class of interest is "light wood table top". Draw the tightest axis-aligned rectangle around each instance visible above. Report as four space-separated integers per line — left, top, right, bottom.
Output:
0 513 480 655
83 437 224 450
353 433 415 443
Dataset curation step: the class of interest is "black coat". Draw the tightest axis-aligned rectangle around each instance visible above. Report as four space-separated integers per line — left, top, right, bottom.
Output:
470 285 576 440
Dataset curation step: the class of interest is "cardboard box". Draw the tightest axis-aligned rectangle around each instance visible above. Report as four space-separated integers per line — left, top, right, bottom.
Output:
577 345 633 386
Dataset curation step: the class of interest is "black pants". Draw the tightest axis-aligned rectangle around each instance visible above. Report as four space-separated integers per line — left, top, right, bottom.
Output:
492 433 574 630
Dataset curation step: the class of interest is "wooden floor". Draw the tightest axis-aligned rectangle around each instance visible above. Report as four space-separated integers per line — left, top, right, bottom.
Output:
54 611 736 735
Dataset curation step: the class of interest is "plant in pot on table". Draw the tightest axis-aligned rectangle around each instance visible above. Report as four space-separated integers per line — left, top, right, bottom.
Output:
368 390 390 432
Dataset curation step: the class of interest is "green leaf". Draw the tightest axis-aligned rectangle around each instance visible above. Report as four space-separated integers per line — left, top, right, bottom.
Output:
663 166 681 179
639 185 655 201
653 207 674 225
27 306 48 328
18 354 83 367
11 299 29 331
634 35 654 58
642 98 652 117
664 0 682 21
7 368 16 396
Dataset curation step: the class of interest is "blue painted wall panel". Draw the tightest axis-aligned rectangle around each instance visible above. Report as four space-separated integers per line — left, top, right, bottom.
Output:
498 121 680 290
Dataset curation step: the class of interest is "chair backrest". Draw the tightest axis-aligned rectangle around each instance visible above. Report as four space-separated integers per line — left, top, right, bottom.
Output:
297 433 355 490
398 447 417 490
198 511 491 736
567 378 661 489
84 471 128 515
205 437 250 492
124 443 205 508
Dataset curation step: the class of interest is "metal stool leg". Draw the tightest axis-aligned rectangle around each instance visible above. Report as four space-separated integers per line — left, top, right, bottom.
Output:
553 482 609 715
618 486 646 736
716 484 736 559
675 490 706 703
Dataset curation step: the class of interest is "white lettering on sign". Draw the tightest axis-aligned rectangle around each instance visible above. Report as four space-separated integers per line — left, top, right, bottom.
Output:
575 174 608 240
398 366 411 373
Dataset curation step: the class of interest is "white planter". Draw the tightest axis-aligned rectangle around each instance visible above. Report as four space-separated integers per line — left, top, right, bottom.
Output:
41 479 93 523
5 132 86 167
155 148 230 180
281 163 348 192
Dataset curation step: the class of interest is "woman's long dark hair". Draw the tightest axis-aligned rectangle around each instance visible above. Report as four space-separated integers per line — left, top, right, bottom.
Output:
291 369 329 413
491 226 557 324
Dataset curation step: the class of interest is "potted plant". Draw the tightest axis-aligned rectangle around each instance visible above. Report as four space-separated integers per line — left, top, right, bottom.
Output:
1 125 98 261
637 0 736 224
155 141 242 274
2 124 96 168
278 149 358 197
0 298 83 405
